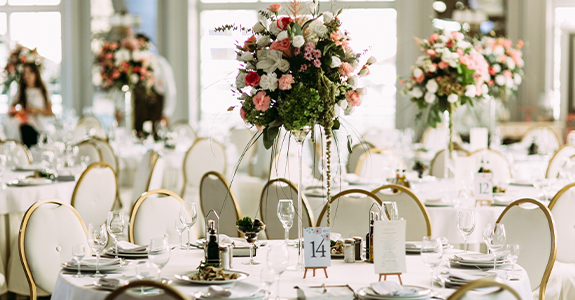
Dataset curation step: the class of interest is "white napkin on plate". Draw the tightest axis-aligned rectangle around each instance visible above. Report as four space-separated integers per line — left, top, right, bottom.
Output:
117 241 147 252
370 282 418 296
449 270 495 282
204 282 260 298
70 258 121 267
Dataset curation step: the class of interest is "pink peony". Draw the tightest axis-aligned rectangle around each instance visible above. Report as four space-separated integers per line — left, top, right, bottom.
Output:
338 62 353 77
451 31 464 41
267 3 281 12
253 91 271 111
345 90 361 107
240 108 247 120
278 74 295 90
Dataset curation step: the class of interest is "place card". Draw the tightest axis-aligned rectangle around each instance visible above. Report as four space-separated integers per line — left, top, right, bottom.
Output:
303 227 331 268
474 173 493 201
373 220 406 274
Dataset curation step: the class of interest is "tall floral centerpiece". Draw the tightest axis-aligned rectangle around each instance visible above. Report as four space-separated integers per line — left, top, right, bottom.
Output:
403 30 490 161
218 0 373 270
2 45 44 94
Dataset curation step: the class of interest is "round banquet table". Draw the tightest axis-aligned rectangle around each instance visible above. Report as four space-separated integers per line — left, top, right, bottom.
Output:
51 241 532 300
0 168 78 295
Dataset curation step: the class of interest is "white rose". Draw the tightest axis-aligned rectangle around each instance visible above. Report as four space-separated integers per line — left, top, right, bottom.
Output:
485 47 493 55
457 41 471 49
257 35 271 47
253 21 265 33
495 75 506 86
439 35 448 43
506 78 514 87
114 49 130 63
323 12 334 23
447 94 458 103
330 56 342 68
92 70 102 86
517 58 524 67
306 1 318 14
238 52 254 62
464 85 477 98
347 76 358 88
277 31 289 41
366 56 377 65
413 68 423 78
269 21 281 35
481 84 489 95
514 74 522 85
278 59 290 72
493 64 501 73
260 73 278 91
130 73 139 84
425 79 438 93
292 35 305 48
314 25 328 38
410 87 423 99
338 99 348 110
506 57 516 70
494 45 504 55
427 63 437 73
236 72 247 89
424 91 436 104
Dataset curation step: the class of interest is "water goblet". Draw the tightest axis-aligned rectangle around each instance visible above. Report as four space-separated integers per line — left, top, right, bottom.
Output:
106 211 125 259
457 210 475 253
136 261 154 294
72 243 86 278
421 237 443 287
175 217 187 250
483 223 506 270
507 244 520 280
149 236 171 282
87 223 108 278
277 199 295 245
436 259 450 297
179 202 198 249
260 268 275 297
266 242 289 300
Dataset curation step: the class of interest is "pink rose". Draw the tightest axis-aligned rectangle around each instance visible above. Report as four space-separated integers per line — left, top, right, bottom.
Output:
270 38 291 52
504 70 512 79
243 35 256 51
429 33 439 43
338 62 353 77
253 91 271 111
240 108 247 121
267 3 281 12
426 49 436 58
245 71 261 87
445 40 453 48
517 40 524 49
489 67 496 76
456 48 464 56
451 31 464 41
415 74 424 83
502 39 512 48
278 74 295 90
459 55 470 66
438 61 449 69
345 90 361 107
277 17 292 30
488 79 494 86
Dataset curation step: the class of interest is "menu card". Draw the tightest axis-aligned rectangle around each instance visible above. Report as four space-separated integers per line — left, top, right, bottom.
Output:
373 220 406 274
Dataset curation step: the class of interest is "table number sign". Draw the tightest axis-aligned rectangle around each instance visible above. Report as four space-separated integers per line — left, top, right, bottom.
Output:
373 219 406 277
303 227 331 268
474 173 493 201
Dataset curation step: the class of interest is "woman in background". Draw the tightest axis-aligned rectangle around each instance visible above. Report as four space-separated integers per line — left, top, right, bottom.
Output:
8 62 53 148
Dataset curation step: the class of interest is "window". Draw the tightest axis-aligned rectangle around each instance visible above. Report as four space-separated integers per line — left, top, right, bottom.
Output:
0 1 62 115
194 1 397 137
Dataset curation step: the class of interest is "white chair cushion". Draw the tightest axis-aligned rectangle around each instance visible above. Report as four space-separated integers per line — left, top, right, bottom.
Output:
347 143 374 174
24 202 88 293
542 261 575 300
430 149 468 178
317 193 380 239
521 127 560 152
468 149 511 183
92 139 118 172
374 188 429 241
75 142 101 166
200 173 240 237
0 143 31 167
184 139 226 189
550 187 575 263
229 127 257 174
73 165 116 227
149 156 165 191
131 150 155 206
547 146 575 179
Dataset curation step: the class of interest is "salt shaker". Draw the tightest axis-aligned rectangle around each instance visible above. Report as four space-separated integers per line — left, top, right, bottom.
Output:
219 245 230 270
353 236 362 261
343 239 355 263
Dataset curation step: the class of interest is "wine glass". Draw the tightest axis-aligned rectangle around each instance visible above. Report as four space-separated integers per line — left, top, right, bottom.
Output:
277 199 295 245
175 217 187 250
87 223 108 278
136 261 154 294
260 268 275 298
106 211 125 259
382 202 399 220
421 237 443 287
149 236 171 282
436 259 450 297
72 243 86 278
266 242 289 300
179 202 198 250
483 223 506 270
457 210 475 253
507 244 520 280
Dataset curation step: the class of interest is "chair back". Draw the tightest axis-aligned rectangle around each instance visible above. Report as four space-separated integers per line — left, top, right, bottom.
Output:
130 189 195 245
429 148 469 178
75 140 102 166
447 278 522 300
19 199 89 300
104 280 186 300
546 145 575 178
182 138 226 197
229 127 257 174
73 115 106 143
549 183 575 263
71 162 116 227
270 151 313 185
260 178 314 239
0 140 32 167
316 189 382 238
131 150 161 207
467 148 512 183
496 198 556 296
199 172 241 237
372 184 431 241
170 120 197 141
521 126 561 152
356 148 405 179
347 142 375 174
90 138 118 173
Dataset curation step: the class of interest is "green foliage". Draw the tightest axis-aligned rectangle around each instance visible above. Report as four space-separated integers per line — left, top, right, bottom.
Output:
236 216 253 227
277 83 323 131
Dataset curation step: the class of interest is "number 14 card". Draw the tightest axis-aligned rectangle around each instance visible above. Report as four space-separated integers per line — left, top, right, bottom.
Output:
303 227 331 267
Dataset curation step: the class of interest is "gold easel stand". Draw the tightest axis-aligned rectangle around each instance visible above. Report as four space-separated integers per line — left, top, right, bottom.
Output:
303 267 328 279
475 200 492 207
378 273 403 284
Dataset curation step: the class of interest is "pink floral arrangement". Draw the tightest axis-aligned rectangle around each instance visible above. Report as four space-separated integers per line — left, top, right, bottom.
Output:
2 45 44 93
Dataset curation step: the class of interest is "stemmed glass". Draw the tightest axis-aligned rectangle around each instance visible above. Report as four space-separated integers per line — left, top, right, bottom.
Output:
106 211 125 259
72 243 86 278
483 223 506 271
149 236 171 282
436 259 450 297
136 261 154 294
457 210 475 253
260 268 275 298
421 237 443 288
175 217 187 250
277 199 295 245
267 242 289 300
381 202 399 220
507 244 520 280
179 202 198 249
87 223 108 278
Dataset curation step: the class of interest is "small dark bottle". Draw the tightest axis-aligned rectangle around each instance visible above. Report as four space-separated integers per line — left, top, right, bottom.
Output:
206 220 220 266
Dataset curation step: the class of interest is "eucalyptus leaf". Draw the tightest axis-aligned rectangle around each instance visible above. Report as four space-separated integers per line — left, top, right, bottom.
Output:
263 126 279 149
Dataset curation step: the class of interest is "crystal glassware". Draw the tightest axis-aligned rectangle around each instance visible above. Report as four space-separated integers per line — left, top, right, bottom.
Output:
179 202 198 249
72 243 86 278
267 242 289 300
175 217 187 250
277 199 295 244
381 202 399 220
260 268 275 297
457 210 475 253
483 223 506 270
136 260 154 294
436 259 450 297
507 244 520 280
421 237 443 288
106 211 125 259
237 222 266 265
148 236 171 281
87 223 108 278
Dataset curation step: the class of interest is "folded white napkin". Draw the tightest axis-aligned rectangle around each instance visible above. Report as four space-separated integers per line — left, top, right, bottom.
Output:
452 253 506 263
449 270 495 282
405 242 420 249
370 282 418 296
71 258 121 267
117 241 147 252
97 278 128 288
204 282 260 298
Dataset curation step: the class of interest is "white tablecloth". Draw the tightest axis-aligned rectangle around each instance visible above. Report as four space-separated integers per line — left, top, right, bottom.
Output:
51 241 532 300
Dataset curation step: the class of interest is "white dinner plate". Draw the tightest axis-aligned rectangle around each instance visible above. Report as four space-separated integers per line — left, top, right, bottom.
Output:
7 178 53 187
175 270 249 285
61 258 126 272
104 248 148 258
357 286 431 300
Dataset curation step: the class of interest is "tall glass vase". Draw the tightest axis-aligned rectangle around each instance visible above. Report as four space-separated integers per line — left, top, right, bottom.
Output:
289 126 311 271
443 108 455 178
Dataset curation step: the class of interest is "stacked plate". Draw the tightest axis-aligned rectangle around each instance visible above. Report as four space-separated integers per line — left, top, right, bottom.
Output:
405 241 451 253
61 258 124 272
105 242 148 258
357 282 431 300
443 270 496 287
196 281 265 300
7 178 53 187
449 253 507 268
